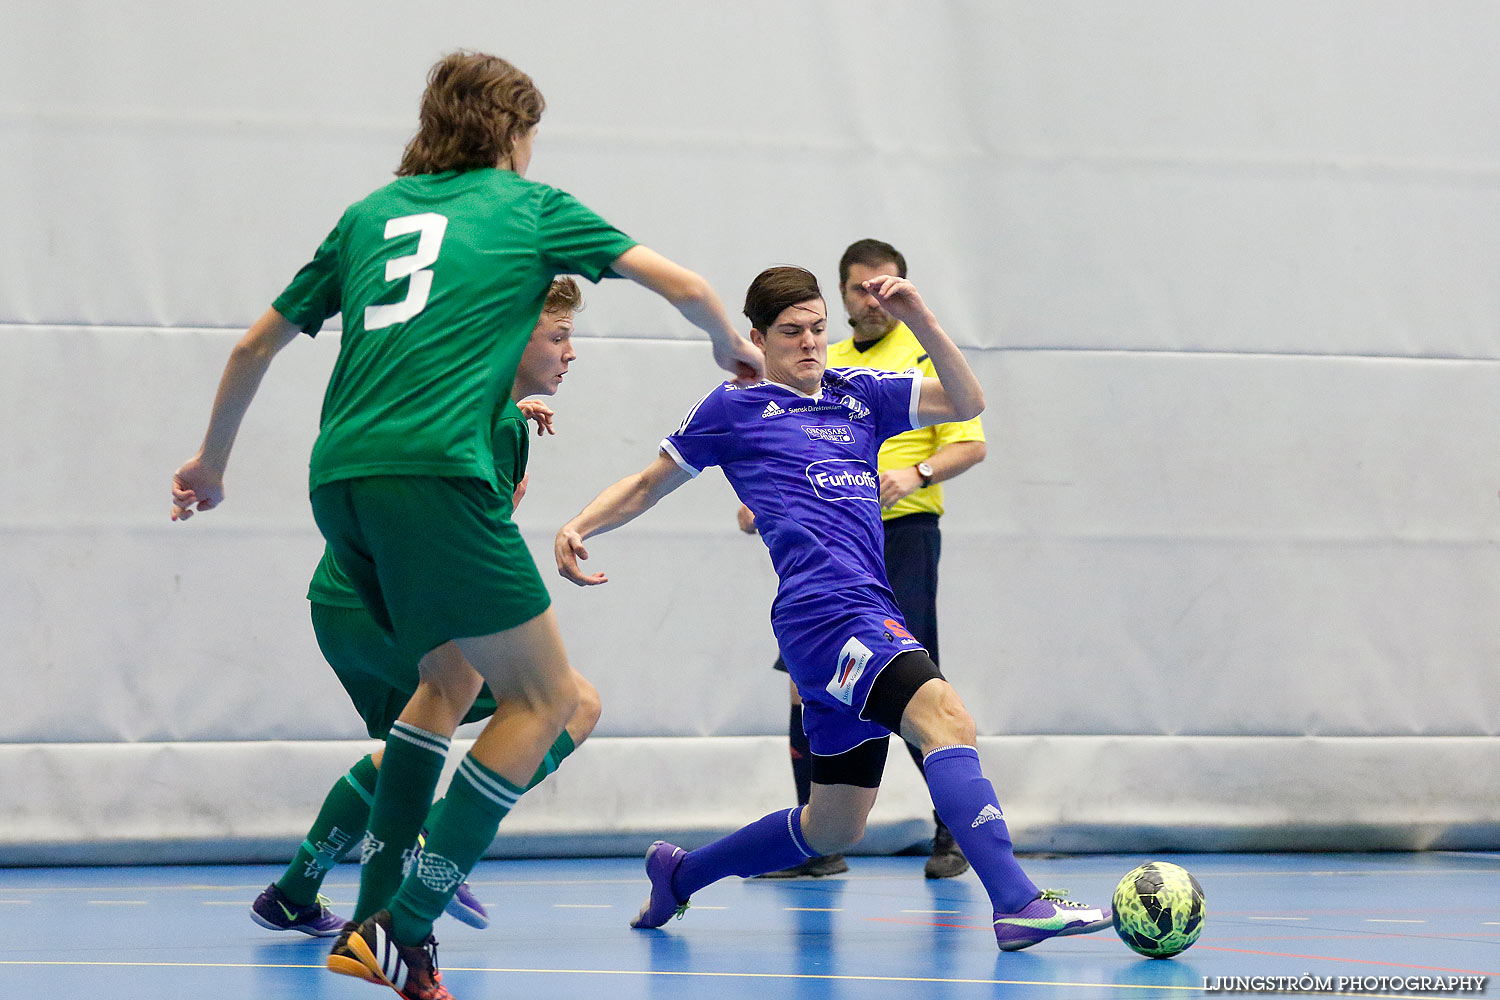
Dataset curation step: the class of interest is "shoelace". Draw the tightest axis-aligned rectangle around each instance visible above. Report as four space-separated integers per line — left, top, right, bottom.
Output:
314 893 333 912
672 901 690 921
413 955 447 1000
1038 889 1089 908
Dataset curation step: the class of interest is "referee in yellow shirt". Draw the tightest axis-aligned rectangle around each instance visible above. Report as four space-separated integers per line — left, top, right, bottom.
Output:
743 239 986 879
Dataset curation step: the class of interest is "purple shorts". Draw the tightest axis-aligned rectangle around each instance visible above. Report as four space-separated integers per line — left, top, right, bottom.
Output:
775 599 926 756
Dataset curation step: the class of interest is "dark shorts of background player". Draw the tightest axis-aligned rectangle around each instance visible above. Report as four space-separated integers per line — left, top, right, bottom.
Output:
310 475 552 659
773 511 941 675
311 602 500 740
808 650 945 788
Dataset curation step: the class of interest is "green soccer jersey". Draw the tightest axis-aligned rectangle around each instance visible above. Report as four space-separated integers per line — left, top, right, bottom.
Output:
307 400 532 607
273 167 635 492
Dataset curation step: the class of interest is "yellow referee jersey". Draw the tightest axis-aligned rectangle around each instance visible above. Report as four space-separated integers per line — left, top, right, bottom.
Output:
826 322 985 520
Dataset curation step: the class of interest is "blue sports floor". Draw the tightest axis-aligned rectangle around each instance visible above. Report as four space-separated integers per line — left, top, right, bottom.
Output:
3 852 1497 999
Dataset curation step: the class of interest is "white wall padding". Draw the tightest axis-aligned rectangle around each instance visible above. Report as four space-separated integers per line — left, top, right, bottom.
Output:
3 735 1495 866
0 737 931 866
4 328 1499 858
3 1 1500 859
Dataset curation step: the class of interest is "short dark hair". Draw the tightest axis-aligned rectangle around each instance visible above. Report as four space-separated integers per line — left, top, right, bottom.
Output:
838 239 907 289
743 266 823 331
543 276 583 314
396 51 545 177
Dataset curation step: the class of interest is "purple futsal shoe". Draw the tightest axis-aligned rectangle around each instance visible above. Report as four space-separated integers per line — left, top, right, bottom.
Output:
629 841 690 929
992 890 1113 951
444 880 489 929
250 883 347 937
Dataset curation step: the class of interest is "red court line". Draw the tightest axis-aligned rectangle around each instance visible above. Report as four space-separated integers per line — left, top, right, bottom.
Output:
1196 945 1496 977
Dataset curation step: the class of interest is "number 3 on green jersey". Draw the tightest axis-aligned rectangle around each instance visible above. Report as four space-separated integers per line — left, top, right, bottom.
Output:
365 213 449 330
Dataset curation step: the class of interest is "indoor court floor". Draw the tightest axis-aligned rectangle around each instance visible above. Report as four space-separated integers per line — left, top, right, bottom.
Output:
3 852 1497 999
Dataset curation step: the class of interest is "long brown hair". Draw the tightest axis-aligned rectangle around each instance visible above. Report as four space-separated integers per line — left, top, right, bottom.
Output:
396 51 546 177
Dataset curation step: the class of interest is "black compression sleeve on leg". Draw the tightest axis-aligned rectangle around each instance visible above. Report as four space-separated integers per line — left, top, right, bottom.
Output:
863 650 944 736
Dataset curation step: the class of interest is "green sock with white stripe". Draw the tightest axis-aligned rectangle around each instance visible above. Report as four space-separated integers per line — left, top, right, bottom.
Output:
525 729 576 791
353 721 450 923
416 728 576 840
275 754 378 906
388 752 524 944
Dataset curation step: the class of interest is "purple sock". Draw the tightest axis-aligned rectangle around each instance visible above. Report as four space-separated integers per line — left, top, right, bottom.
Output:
673 806 815 898
923 745 1039 913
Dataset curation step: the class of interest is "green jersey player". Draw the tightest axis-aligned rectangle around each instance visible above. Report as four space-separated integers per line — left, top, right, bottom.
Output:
172 50 762 1000
249 278 594 941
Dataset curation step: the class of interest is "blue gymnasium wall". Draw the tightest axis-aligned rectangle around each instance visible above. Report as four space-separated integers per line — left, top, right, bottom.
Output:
2 2 1498 863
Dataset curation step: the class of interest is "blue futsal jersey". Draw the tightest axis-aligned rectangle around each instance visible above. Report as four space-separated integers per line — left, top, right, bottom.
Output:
662 367 930 755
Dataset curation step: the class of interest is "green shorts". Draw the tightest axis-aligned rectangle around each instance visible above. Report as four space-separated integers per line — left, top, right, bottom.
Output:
310 475 552 659
310 602 500 740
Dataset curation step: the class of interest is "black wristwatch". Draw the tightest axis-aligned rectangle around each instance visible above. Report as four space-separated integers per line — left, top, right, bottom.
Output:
916 462 935 487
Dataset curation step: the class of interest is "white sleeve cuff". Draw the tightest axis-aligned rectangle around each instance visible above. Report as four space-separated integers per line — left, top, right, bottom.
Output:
659 439 701 478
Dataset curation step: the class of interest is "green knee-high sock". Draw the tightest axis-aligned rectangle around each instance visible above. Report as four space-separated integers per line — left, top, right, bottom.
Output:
417 730 576 842
389 753 523 944
276 754 378 906
353 722 450 923
525 729 576 791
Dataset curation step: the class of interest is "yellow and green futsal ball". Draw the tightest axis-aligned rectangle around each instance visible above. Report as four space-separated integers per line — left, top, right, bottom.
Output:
1111 861 1206 958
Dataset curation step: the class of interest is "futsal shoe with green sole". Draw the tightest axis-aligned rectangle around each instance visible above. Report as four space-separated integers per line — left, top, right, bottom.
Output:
630 841 690 929
993 890 1112 952
250 883 346 937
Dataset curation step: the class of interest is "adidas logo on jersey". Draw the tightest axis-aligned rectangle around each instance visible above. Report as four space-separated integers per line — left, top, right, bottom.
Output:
761 400 785 418
972 804 1004 828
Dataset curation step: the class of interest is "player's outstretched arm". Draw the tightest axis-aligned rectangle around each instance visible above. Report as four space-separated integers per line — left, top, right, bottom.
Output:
555 451 692 586
171 308 301 521
609 245 764 384
862 276 985 427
